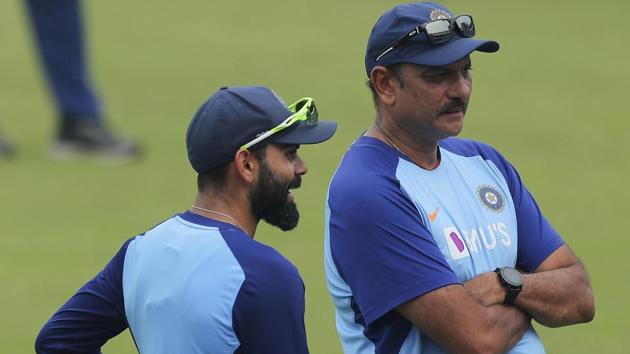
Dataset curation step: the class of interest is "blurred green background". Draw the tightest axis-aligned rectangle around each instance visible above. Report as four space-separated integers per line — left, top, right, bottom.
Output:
1 0 628 352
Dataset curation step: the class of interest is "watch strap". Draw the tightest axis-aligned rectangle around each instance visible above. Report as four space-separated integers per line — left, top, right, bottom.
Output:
504 287 520 305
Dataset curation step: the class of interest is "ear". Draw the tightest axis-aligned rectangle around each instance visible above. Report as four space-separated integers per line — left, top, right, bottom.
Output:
370 66 400 106
233 149 258 184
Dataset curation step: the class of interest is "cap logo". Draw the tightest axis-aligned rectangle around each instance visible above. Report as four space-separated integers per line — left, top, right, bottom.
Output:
270 89 288 108
429 8 452 21
254 131 268 138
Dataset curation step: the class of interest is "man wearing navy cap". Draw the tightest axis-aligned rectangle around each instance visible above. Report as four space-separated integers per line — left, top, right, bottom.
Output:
36 86 336 353
325 3 594 353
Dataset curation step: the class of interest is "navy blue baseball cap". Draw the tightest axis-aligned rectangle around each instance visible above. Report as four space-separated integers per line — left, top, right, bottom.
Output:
365 2 499 76
186 86 337 173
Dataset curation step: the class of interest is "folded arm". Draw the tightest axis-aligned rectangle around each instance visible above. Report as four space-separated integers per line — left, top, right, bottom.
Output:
397 284 530 354
465 244 595 327
517 244 594 327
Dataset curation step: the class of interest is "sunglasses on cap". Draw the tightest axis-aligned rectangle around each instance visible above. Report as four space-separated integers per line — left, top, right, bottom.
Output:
240 97 319 151
375 15 476 62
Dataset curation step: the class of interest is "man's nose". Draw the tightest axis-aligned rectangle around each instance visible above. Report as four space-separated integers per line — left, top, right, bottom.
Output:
446 72 472 100
295 155 308 176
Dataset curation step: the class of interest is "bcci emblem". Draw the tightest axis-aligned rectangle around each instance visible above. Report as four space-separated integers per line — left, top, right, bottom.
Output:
429 8 452 21
477 185 505 213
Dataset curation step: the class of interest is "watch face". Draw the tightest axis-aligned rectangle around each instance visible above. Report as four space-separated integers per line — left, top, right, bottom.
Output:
501 268 523 286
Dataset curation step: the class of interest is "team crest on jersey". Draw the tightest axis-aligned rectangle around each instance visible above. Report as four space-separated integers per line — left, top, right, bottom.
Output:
429 8 452 21
477 185 505 213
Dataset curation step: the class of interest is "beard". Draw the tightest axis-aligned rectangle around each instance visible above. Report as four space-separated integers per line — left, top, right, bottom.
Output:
249 159 301 231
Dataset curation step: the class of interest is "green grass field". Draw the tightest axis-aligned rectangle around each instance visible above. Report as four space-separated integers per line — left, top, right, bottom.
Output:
1 0 628 352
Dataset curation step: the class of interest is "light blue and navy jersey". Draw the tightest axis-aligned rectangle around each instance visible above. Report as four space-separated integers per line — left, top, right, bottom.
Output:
36 211 309 354
324 136 564 354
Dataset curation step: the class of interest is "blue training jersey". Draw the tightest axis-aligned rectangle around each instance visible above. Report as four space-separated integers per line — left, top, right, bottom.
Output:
36 211 309 354
324 136 564 354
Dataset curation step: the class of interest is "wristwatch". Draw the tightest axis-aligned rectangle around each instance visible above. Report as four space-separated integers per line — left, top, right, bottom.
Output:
495 267 523 305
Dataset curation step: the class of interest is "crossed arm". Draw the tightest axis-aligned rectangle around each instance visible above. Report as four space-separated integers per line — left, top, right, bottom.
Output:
397 245 594 354
398 284 530 354
465 244 595 327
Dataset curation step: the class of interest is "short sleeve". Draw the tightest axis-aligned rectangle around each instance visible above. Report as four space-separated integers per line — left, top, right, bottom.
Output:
503 163 565 271
328 167 460 326
470 142 565 271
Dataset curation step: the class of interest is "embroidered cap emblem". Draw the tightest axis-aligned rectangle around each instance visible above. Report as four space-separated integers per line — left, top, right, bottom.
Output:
477 185 505 213
270 89 287 107
429 8 452 21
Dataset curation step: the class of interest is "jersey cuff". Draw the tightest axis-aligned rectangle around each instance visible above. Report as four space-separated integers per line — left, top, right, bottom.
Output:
526 240 565 272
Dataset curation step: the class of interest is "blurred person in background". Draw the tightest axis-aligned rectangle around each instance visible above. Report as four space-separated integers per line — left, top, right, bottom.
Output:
324 2 594 353
36 86 336 353
0 0 139 161
0 128 14 157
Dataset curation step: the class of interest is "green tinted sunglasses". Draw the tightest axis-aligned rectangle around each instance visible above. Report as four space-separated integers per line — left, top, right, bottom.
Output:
240 97 319 151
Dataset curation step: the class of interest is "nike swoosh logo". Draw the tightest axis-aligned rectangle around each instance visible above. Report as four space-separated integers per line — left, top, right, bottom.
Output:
428 207 439 222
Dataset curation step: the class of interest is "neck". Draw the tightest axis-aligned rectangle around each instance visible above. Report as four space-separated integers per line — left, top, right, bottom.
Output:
368 118 440 170
191 193 257 237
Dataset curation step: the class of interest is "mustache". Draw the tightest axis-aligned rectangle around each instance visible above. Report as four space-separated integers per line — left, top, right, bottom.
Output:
287 176 302 190
439 99 468 114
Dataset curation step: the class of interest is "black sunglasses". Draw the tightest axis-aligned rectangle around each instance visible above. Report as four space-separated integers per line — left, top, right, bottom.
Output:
375 15 476 62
